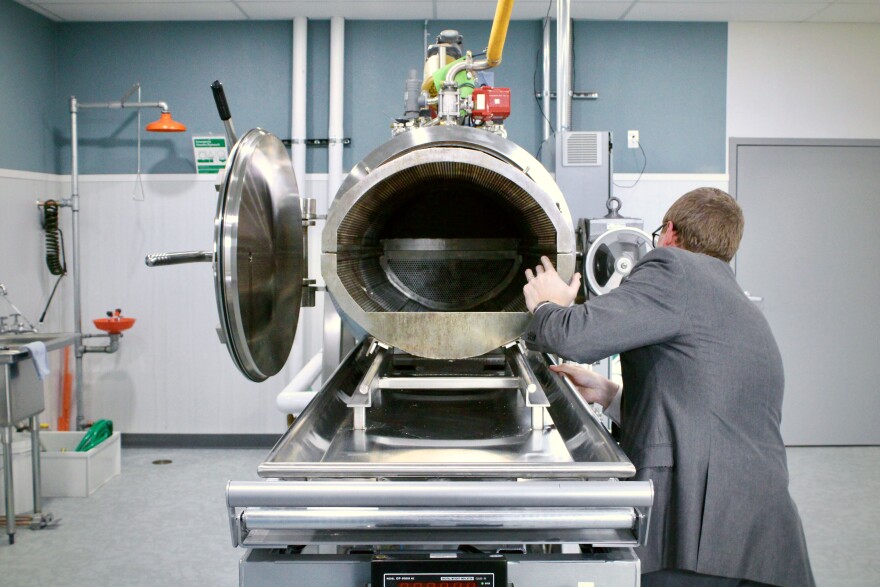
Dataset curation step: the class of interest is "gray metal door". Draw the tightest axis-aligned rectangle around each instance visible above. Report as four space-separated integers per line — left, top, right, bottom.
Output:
730 139 880 445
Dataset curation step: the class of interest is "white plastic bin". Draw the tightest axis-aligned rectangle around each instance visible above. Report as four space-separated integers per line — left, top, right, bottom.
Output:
0 432 34 514
40 431 121 497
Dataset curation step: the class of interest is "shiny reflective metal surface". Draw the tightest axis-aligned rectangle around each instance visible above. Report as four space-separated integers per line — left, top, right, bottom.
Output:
322 126 575 359
0 333 77 365
259 341 634 479
215 128 304 381
241 507 636 530
228 479 652 547
585 227 653 295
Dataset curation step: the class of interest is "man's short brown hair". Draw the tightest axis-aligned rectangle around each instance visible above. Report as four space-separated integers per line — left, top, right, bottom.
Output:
662 187 744 262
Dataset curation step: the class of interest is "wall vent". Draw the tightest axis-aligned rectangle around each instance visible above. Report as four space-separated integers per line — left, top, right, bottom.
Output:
563 131 601 166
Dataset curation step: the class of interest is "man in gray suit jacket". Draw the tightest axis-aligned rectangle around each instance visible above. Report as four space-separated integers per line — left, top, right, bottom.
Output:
522 188 815 587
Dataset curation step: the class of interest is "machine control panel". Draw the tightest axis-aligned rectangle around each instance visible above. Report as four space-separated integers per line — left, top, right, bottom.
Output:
372 554 507 587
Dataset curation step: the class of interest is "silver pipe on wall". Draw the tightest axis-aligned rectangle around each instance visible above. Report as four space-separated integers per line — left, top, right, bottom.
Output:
291 17 308 187
77 100 169 111
556 0 572 133
542 16 551 143
328 17 345 203
69 96 85 431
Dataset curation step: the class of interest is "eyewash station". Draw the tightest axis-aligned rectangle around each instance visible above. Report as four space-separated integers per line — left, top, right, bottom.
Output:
141 1 657 584
1 84 185 545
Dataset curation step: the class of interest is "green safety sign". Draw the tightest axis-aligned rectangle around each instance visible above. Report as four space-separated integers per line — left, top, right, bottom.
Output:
192 135 228 174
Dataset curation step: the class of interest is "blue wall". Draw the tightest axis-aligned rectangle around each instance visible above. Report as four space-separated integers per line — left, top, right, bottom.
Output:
54 21 292 174
0 1 728 176
571 21 727 173
0 0 57 173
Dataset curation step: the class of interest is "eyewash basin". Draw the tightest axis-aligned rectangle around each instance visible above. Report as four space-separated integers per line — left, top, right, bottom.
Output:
93 318 136 335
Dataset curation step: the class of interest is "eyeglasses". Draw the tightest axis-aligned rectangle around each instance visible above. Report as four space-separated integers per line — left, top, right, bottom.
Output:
651 224 664 247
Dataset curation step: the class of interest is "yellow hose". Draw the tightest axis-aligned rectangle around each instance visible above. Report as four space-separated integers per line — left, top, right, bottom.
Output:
486 0 515 67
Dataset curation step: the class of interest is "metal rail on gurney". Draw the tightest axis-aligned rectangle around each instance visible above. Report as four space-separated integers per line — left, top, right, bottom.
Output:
227 479 653 548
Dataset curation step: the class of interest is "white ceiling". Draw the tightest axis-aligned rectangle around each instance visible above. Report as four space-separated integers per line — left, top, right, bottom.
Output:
15 0 880 23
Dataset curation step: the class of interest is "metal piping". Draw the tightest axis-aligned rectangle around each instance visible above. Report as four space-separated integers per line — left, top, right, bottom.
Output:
291 17 308 187
78 100 170 112
556 0 572 133
69 96 84 430
328 17 345 201
68 90 179 429
542 16 551 143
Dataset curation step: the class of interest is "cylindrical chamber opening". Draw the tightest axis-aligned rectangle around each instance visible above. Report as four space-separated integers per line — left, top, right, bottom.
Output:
335 158 559 313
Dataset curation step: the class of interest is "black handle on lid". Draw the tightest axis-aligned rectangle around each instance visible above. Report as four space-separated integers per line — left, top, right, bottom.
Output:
211 80 232 121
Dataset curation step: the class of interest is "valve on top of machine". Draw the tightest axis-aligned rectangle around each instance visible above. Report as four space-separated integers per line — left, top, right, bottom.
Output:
392 24 514 138
471 86 511 122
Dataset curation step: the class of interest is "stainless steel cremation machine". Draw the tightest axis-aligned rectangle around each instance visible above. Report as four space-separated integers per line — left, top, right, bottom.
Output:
147 8 654 586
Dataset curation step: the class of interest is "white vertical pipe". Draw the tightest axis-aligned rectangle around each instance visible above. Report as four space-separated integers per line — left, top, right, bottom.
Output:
288 16 309 382
328 16 345 204
292 17 308 189
556 0 572 134
542 16 551 143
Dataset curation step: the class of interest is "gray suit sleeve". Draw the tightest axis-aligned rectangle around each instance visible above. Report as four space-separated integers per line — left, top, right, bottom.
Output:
524 248 688 363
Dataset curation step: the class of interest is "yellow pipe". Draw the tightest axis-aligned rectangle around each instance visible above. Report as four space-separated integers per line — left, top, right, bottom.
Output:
486 0 515 67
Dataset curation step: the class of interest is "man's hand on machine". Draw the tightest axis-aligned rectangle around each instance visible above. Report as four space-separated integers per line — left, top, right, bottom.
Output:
523 256 582 313
549 363 619 410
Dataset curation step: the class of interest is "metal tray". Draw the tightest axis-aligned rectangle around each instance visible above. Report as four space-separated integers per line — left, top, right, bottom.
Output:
259 342 634 480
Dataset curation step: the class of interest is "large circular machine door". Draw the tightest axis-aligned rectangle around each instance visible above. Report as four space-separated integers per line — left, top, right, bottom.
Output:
214 128 304 381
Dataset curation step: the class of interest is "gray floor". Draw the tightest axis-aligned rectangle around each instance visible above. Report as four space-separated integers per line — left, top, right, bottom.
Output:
1 446 878 586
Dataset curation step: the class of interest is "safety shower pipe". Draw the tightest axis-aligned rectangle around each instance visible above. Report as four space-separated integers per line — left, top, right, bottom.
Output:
328 16 345 201
68 95 171 430
542 15 551 143
556 0 572 133
292 17 308 186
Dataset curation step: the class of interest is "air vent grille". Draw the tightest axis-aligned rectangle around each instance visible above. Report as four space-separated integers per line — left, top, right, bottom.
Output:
563 132 601 166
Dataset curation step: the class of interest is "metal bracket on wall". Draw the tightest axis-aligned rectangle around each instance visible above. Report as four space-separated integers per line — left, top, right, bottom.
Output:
534 91 598 100
283 138 351 147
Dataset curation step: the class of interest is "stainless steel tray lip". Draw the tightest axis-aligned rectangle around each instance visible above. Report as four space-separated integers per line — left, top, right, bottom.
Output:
257 462 637 479
261 343 636 480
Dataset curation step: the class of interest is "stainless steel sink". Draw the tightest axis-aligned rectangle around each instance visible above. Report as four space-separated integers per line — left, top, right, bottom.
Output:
0 332 77 364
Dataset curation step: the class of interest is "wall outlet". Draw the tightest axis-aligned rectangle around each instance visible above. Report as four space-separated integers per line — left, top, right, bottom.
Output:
627 130 639 149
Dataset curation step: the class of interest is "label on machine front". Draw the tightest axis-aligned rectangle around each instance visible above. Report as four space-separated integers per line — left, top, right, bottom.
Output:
372 555 506 587
382 573 494 587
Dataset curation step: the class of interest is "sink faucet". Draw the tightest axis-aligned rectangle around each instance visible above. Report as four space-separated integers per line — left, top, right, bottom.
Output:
0 284 38 334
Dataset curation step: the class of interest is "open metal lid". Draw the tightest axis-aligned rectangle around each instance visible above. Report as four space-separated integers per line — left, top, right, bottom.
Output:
214 128 303 381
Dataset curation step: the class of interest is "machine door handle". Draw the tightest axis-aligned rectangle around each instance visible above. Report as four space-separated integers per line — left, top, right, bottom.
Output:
211 80 238 146
145 251 212 267
211 80 232 121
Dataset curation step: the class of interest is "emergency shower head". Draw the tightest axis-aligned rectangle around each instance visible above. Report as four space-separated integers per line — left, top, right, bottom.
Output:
146 111 187 132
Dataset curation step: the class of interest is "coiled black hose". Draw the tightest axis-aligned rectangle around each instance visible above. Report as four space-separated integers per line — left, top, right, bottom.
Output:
38 201 67 323
43 201 67 276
